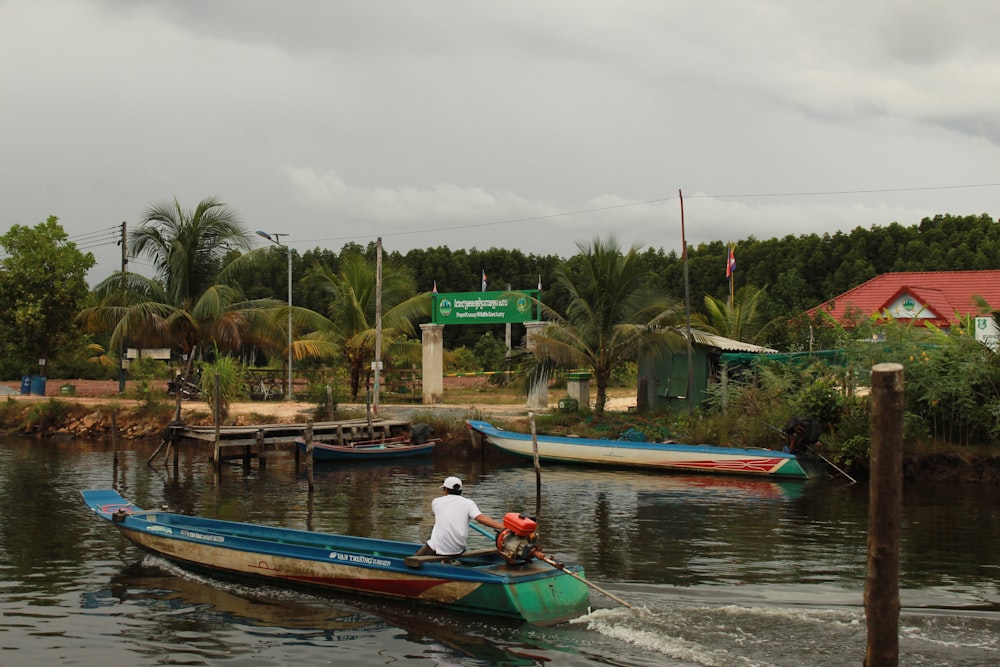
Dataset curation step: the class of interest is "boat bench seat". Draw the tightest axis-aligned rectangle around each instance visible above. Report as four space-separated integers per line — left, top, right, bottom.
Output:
404 547 497 568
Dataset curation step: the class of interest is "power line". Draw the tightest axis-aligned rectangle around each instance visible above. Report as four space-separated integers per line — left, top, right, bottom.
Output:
68 228 120 243
297 182 1000 246
700 183 1000 199
0 224 123 260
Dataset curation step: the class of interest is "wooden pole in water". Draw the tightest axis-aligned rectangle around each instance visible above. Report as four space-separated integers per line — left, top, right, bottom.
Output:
213 375 222 475
147 438 166 466
306 418 315 491
111 408 120 465
529 412 541 517
171 435 179 475
865 362 904 667
256 428 266 472
111 408 120 488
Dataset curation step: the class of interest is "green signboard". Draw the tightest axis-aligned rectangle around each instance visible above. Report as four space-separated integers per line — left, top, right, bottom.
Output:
432 290 540 325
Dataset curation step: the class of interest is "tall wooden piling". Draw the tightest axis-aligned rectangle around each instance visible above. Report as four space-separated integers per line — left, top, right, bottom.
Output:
256 428 265 471
111 408 120 488
305 419 315 491
213 377 222 475
865 362 904 666
111 408 120 465
529 412 542 517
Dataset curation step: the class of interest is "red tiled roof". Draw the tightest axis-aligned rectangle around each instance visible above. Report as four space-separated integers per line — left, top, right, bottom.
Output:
808 271 1000 328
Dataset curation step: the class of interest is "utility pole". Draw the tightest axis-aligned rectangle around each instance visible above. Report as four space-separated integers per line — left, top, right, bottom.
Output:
373 237 383 417
118 221 127 394
256 231 293 400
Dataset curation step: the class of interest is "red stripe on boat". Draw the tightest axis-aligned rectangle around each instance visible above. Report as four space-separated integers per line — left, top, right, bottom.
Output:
666 458 788 473
283 576 459 596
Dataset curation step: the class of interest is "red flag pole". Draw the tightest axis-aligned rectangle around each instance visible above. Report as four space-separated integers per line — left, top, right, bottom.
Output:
729 244 735 308
679 189 694 414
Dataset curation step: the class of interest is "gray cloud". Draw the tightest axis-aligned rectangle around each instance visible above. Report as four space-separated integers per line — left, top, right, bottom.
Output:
2 0 998 284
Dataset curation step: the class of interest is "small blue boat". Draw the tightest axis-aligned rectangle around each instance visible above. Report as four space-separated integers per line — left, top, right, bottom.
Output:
80 489 590 625
294 434 436 462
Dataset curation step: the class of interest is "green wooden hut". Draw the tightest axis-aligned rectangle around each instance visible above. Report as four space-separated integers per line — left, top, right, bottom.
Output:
637 332 777 412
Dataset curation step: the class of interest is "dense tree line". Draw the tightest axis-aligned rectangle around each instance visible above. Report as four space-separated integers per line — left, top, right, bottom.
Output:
233 212 1000 353
3 210 997 380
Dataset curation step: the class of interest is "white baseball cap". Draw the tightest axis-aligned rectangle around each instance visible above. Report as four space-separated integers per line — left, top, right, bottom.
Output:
441 476 462 491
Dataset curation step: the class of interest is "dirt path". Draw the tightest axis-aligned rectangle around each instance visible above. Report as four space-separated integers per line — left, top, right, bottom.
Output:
1 378 636 424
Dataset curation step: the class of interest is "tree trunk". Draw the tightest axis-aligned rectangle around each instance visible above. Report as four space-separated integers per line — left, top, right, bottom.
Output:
594 377 608 414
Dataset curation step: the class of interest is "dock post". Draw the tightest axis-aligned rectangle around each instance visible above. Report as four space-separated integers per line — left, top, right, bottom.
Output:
306 419 315 491
111 408 120 488
294 432 301 472
213 377 222 475
171 435 179 474
865 362 904 667
257 428 266 472
529 412 542 518
111 408 120 466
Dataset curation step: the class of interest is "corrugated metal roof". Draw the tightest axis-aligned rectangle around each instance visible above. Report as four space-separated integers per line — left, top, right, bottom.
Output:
692 331 778 353
808 270 1000 327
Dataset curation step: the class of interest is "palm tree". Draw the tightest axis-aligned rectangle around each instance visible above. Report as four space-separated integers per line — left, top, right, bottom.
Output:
527 236 708 413
78 197 270 362
697 285 768 343
294 253 429 400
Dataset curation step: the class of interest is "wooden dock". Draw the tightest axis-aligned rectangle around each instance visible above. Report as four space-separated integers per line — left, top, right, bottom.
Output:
158 417 413 474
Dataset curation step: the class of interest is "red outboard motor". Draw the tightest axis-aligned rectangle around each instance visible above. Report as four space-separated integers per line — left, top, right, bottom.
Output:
495 512 539 564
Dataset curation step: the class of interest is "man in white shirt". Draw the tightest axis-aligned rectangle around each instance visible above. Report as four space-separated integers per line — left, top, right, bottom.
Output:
414 476 505 557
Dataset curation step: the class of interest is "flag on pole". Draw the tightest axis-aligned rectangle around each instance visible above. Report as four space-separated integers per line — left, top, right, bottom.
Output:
481 270 487 292
432 280 438 294
726 245 736 278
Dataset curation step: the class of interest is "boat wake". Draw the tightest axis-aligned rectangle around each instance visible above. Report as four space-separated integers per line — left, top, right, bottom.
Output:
570 599 1000 667
573 602 868 666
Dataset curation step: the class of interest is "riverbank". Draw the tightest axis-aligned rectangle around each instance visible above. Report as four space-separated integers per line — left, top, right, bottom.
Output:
0 378 593 441
4 379 1000 482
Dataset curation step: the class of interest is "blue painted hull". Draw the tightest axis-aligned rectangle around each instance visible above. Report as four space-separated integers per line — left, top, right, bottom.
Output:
467 420 812 479
80 489 589 625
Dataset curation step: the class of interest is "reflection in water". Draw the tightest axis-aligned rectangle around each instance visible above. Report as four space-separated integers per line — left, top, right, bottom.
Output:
3 437 1000 666
90 556 553 665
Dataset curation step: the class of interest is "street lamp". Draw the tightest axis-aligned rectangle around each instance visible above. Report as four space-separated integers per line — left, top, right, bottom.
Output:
256 231 293 401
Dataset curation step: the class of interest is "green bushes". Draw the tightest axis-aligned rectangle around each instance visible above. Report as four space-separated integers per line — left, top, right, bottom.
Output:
198 356 248 418
689 320 1000 465
21 399 71 432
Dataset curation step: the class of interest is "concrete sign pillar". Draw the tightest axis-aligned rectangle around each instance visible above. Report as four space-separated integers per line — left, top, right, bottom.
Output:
567 373 591 409
524 321 549 410
420 323 445 404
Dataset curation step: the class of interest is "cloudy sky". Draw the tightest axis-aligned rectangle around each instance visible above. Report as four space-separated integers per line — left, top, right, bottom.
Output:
3 0 999 284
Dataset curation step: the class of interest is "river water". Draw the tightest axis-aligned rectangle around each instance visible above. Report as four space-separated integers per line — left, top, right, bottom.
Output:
1 435 998 666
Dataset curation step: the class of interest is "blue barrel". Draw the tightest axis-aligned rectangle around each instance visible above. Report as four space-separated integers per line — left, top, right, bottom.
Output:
20 376 31 395
30 375 46 396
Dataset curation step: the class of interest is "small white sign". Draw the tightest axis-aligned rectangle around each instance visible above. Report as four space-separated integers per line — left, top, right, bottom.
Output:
371 361 383 371
975 317 1000 352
